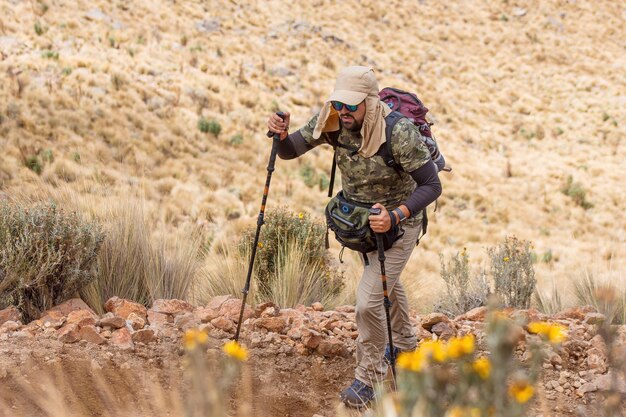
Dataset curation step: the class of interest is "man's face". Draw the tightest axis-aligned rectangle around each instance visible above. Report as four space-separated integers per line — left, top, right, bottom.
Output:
337 101 366 132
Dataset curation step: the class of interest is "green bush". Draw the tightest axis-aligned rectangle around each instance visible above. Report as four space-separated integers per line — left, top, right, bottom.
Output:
561 175 593 209
489 236 536 309
436 248 490 317
198 117 221 136
0 201 104 321
238 207 343 307
299 163 317 188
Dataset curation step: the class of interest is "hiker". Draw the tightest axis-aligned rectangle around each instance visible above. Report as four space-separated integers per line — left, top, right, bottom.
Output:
266 66 442 408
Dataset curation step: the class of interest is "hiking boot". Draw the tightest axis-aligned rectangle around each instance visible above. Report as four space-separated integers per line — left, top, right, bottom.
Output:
384 345 400 367
340 379 375 408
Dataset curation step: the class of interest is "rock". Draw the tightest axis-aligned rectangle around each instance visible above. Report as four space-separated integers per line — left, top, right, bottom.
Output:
219 298 253 321
196 19 220 33
151 299 194 316
311 302 324 312
584 312 605 325
132 329 157 344
336 305 355 313
0 320 21 334
211 316 234 332
0 306 21 326
554 306 595 321
173 312 198 331
431 322 455 340
195 307 219 323
98 313 126 329
255 317 288 334
111 328 134 351
586 352 607 373
66 310 97 327
456 306 487 322
58 323 80 343
316 337 349 357
206 295 233 311
148 310 172 327
40 310 66 329
302 329 323 349
105 297 147 321
79 325 105 345
255 302 280 318
48 299 96 317
126 312 146 331
421 313 450 331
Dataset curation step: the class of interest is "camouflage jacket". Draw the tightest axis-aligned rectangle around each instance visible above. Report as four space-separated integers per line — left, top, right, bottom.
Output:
299 114 431 226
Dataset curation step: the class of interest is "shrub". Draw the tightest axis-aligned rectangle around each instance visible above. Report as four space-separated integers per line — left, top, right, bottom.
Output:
299 163 316 188
534 283 563 315
489 236 536 309
561 175 593 209
228 133 243 145
0 201 103 321
238 208 343 307
198 117 221 136
573 268 625 324
80 202 200 313
436 248 490 317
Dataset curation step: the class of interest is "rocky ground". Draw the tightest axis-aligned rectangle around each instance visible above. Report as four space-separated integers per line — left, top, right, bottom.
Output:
0 297 624 417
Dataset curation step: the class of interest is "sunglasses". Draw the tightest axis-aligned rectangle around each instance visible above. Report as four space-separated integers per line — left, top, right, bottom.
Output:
331 101 359 112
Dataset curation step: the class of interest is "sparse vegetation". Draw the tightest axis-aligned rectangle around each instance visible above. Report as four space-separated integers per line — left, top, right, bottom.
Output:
238 208 343 307
573 268 625 324
0 201 103 321
561 175 593 209
489 236 536 309
436 248 490 317
198 117 221 136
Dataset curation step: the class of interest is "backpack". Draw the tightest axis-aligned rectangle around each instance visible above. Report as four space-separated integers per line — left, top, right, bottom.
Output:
324 88 447 250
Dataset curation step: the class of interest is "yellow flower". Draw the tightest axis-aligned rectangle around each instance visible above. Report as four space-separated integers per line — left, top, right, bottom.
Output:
528 321 567 344
420 339 448 363
472 357 491 379
446 407 481 417
222 340 249 361
447 334 476 359
503 257 510 262
508 380 534 404
183 329 209 351
397 350 426 372
257 242 264 248
297 212 304 219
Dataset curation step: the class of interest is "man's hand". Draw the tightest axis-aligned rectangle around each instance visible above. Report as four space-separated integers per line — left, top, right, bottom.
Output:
369 203 391 233
267 112 291 140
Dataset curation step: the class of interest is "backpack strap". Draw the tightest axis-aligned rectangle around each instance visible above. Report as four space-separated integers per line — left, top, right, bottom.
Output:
380 111 430 245
381 111 406 175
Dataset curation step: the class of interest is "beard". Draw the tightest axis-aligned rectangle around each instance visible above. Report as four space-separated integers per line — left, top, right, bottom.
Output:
341 115 362 131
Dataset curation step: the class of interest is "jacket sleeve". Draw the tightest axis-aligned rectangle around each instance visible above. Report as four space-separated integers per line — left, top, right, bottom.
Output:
403 160 442 216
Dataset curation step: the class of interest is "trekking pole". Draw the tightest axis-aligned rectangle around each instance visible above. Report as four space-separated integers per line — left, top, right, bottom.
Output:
370 208 397 386
234 112 285 342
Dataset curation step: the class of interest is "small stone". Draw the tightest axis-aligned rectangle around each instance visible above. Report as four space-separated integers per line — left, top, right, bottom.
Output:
195 307 219 323
0 306 21 326
173 312 198 331
105 297 147 321
584 312 605 325
58 323 80 343
79 325 105 345
555 386 564 393
126 312 146 331
316 337 349 357
98 313 126 329
210 316 234 332
421 313 449 331
457 306 487 322
111 328 134 351
66 310 97 327
48 299 97 317
132 329 156 344
311 302 324 312
431 321 455 340
255 317 288 334
151 299 194 316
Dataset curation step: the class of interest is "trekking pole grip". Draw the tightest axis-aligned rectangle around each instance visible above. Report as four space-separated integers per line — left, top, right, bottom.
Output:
266 111 286 138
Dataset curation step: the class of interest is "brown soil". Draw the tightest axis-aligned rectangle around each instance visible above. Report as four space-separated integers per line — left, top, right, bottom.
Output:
0 335 618 417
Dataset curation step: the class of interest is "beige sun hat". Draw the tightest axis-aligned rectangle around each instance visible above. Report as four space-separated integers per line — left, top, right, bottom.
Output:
326 66 379 105
314 66 391 158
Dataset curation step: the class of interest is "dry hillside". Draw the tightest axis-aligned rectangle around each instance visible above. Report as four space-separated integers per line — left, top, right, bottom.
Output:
0 0 625 305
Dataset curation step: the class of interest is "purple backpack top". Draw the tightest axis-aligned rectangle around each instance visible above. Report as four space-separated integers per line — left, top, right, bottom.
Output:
378 87 447 172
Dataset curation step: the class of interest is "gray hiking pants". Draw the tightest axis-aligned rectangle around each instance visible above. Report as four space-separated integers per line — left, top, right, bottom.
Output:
355 224 420 386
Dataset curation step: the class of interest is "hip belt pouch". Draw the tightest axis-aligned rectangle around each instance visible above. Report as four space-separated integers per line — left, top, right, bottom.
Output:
325 191 403 254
